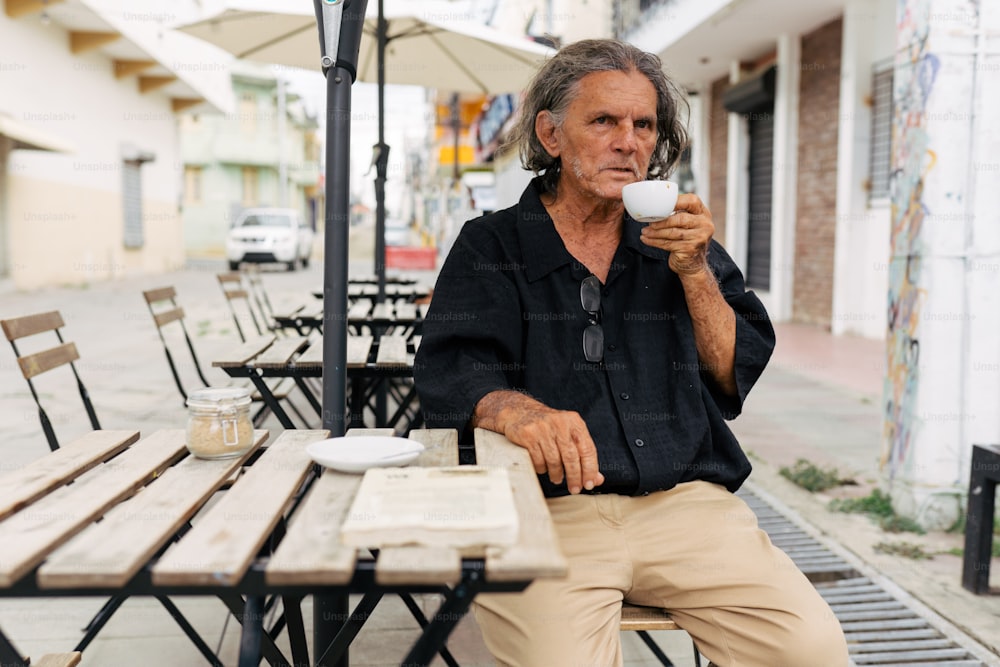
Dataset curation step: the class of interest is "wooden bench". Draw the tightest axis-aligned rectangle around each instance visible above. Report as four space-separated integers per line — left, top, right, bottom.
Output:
32 653 82 667
621 603 700 666
962 443 1000 594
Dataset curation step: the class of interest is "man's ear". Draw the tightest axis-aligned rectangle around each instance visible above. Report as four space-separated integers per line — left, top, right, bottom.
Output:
535 110 560 158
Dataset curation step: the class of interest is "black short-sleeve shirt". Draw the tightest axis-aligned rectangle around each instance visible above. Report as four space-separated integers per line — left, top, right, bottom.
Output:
414 178 775 498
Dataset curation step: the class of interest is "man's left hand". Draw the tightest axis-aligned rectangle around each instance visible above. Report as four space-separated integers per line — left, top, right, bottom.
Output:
639 193 714 276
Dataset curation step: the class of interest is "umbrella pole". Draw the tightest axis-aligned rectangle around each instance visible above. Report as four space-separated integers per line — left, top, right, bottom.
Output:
315 0 366 665
374 0 388 305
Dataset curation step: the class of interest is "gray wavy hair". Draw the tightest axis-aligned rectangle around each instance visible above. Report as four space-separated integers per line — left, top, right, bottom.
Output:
503 39 690 194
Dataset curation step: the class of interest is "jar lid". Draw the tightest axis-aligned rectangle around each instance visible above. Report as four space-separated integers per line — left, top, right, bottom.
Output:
186 387 252 409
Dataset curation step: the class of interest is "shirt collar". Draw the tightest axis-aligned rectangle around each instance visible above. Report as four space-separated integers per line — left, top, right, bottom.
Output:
516 177 671 282
517 178 574 283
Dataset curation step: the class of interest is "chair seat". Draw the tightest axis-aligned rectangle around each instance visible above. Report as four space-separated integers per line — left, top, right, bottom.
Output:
620 603 680 632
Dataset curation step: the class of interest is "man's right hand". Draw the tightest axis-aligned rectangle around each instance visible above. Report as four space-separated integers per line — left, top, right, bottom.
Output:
473 390 605 494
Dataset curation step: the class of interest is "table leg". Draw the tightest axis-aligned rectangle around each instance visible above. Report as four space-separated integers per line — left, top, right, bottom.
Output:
293 376 324 418
402 571 486 666
314 594 352 667
248 371 295 429
281 596 310 667
349 377 368 428
0 630 27 667
314 591 382 665
238 595 266 667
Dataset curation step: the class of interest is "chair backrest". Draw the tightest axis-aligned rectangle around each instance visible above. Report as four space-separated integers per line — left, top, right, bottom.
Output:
242 264 276 323
217 272 263 343
142 286 210 405
1 311 101 451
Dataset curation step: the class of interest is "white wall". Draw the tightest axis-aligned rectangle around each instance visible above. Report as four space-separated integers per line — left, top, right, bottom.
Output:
1 11 187 288
831 0 896 339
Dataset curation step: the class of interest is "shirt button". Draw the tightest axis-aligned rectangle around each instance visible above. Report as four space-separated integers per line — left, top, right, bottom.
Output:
634 438 644 447
620 392 630 400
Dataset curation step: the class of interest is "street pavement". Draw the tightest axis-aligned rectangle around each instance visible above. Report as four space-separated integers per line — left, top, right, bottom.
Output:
0 237 997 666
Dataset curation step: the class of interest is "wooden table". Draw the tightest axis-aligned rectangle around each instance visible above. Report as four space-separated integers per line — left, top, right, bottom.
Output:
0 428 567 666
213 334 421 431
273 299 426 337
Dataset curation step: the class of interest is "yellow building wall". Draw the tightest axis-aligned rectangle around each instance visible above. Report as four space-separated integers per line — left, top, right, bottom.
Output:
7 174 184 290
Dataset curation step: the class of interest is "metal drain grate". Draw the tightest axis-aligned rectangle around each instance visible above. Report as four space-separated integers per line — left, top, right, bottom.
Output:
737 489 989 666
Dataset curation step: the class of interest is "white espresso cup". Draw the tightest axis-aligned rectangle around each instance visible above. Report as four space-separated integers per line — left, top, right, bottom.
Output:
622 180 679 223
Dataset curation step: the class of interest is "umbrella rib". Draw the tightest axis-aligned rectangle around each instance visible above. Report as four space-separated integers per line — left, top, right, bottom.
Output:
235 22 318 61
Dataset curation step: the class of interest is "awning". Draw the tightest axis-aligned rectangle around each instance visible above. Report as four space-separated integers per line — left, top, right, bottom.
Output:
0 115 75 153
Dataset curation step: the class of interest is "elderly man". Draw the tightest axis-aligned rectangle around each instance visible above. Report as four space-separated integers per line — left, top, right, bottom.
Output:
414 39 848 667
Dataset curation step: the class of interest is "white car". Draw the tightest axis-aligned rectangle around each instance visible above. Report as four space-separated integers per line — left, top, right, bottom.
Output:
384 217 412 247
226 208 314 271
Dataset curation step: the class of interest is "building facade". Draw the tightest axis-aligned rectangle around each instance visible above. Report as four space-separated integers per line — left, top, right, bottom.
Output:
179 62 321 260
0 0 231 290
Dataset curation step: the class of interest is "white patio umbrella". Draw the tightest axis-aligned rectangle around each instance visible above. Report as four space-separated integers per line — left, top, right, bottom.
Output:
181 0 553 94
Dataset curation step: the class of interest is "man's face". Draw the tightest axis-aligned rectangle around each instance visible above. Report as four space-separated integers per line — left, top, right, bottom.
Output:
537 69 658 204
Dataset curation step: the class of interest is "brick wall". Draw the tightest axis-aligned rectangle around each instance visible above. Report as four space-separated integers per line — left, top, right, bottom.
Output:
709 77 729 244
793 17 843 326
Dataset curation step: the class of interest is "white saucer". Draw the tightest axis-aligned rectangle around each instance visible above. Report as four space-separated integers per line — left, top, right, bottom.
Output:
306 436 425 473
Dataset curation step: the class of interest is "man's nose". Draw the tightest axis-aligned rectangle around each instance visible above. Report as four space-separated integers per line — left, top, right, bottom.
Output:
612 123 639 152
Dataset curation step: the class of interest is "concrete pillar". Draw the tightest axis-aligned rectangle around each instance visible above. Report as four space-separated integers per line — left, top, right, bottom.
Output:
884 0 1000 529
769 33 800 322
0 136 10 279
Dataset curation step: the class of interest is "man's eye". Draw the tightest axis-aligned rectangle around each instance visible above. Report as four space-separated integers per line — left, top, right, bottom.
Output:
635 120 652 129
594 116 609 124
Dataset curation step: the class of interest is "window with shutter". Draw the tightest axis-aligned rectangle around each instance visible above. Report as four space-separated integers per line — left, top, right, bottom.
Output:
122 160 143 249
869 61 893 202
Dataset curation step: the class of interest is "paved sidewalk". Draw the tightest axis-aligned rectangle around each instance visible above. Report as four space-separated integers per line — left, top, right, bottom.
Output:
0 257 997 666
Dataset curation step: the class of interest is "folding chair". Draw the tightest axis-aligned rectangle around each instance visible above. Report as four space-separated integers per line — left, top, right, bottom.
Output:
0 311 223 661
1 311 100 452
216 271 263 342
621 603 702 666
142 286 309 427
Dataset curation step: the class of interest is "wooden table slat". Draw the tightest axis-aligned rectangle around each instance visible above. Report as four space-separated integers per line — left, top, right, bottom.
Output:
408 429 459 467
394 303 418 320
474 429 568 582
254 336 309 369
0 430 139 521
212 335 276 367
348 300 373 320
270 303 305 320
265 471 362 586
152 430 328 586
375 546 461 585
346 335 374 368
0 430 188 587
295 337 324 367
371 303 393 320
37 431 269 588
375 335 408 367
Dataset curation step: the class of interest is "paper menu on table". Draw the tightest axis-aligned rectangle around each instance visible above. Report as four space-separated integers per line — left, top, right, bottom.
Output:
340 466 519 549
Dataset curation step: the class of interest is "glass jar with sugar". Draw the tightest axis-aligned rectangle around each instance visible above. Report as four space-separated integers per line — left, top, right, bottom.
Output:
185 387 254 459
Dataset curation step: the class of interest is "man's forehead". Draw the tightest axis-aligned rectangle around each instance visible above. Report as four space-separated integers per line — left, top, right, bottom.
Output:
572 70 657 110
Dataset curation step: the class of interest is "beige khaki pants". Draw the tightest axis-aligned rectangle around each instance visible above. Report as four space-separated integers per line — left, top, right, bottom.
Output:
473 481 849 667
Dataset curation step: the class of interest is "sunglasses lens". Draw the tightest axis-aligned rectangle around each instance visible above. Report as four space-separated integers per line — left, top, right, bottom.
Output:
580 276 601 313
583 324 604 362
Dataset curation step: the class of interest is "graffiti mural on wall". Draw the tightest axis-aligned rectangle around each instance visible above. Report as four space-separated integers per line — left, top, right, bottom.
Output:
883 0 940 478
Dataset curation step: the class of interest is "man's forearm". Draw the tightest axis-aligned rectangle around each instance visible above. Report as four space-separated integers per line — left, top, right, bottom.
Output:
472 389 553 433
679 267 737 395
